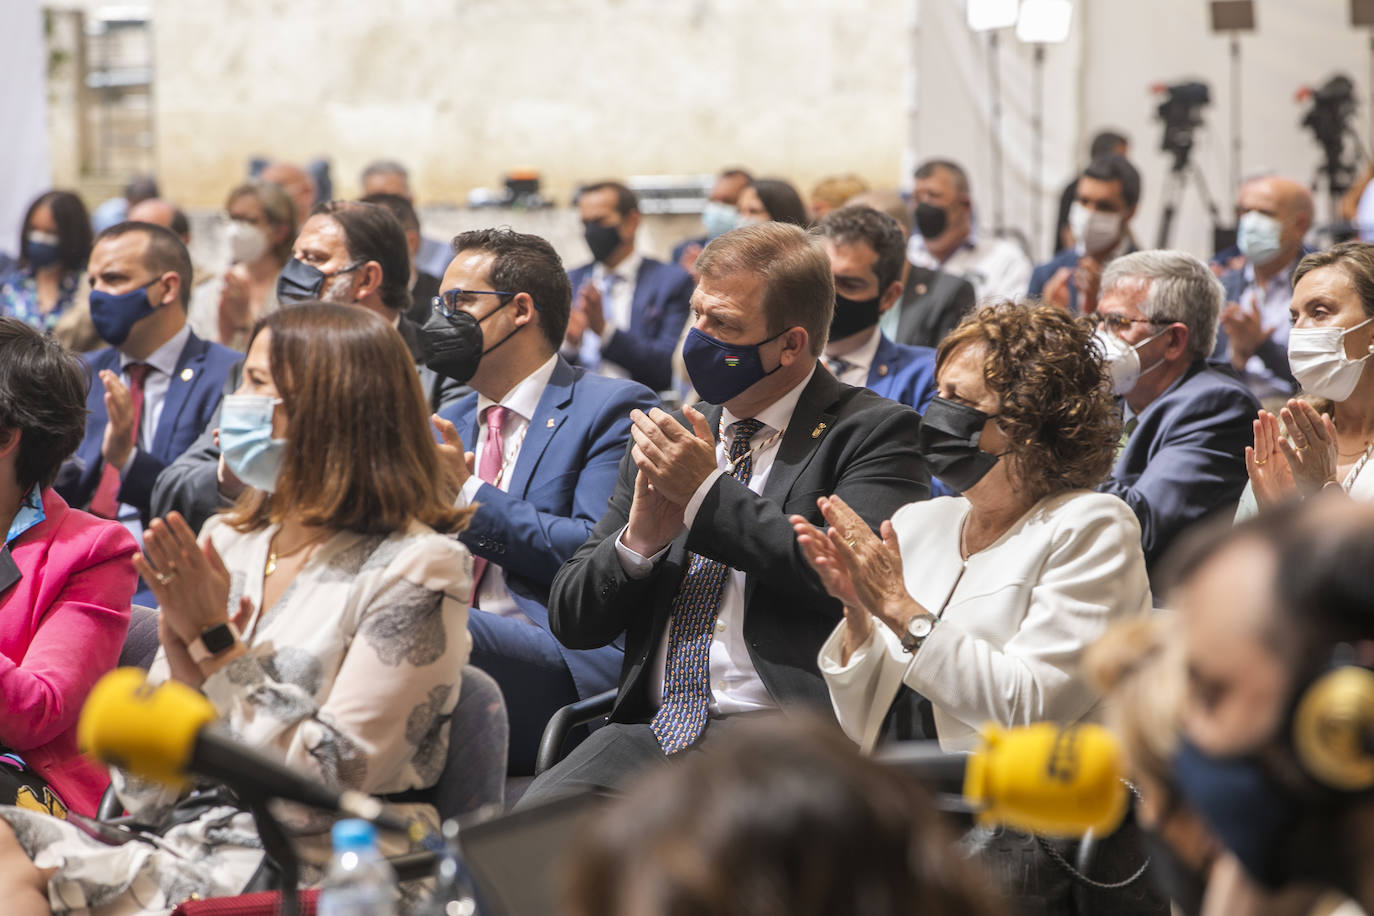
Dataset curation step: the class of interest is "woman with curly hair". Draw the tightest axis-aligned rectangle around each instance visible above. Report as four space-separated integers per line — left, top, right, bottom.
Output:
794 301 1164 914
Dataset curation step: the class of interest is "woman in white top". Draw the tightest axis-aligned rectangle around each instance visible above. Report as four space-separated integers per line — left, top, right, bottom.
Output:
188 180 295 351
793 301 1152 752
0 303 473 915
1243 242 1374 515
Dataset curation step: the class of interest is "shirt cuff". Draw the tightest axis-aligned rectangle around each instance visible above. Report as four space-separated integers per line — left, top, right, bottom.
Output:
118 448 139 478
614 525 667 579
683 469 725 529
457 475 484 508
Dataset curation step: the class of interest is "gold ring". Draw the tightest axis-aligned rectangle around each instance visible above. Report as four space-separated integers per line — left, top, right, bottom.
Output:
847 539 858 550
155 571 175 586
1298 443 1311 452
1255 457 1268 467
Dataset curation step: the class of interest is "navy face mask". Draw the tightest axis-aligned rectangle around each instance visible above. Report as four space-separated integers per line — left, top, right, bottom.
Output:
681 326 786 405
275 257 362 305
25 232 61 270
89 277 161 347
917 397 1002 492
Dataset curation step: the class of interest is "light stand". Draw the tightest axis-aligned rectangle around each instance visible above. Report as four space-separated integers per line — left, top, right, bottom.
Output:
1209 1 1255 252
1016 0 1073 265
967 0 1018 237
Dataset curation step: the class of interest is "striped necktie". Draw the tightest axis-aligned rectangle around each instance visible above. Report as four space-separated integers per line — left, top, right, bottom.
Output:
650 418 764 754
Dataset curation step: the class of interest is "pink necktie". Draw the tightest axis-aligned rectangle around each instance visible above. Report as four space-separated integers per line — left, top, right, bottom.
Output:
469 405 509 606
90 363 150 519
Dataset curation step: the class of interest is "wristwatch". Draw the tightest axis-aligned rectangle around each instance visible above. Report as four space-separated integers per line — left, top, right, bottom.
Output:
900 612 938 654
188 620 241 664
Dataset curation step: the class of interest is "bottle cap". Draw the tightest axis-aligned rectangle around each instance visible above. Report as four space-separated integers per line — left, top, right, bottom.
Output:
331 818 378 852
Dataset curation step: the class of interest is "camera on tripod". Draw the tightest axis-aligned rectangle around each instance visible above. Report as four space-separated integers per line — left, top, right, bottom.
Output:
1155 81 1211 170
1300 74 1358 198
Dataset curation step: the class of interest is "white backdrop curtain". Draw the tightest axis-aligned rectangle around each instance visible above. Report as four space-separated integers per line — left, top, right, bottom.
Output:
0 0 52 260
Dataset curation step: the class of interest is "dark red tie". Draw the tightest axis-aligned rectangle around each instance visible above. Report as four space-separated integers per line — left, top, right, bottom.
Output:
90 363 150 519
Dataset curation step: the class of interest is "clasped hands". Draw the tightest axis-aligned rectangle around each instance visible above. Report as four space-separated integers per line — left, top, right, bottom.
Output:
132 512 251 686
790 495 923 663
623 406 717 557
1247 399 1340 508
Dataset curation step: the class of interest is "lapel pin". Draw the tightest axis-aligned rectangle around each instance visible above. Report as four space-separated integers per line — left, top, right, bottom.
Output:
811 422 827 439
877 364 889 377
915 283 928 295
180 368 194 381
546 418 557 428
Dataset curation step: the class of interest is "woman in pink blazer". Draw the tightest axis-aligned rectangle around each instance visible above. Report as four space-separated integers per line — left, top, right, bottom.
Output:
0 317 136 816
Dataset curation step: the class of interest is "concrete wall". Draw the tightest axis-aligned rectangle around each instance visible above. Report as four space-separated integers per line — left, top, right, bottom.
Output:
149 0 908 208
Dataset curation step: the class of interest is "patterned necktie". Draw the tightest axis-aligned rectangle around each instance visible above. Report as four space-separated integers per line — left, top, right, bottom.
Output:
90 363 150 519
469 405 508 606
650 417 765 754
1116 414 1139 460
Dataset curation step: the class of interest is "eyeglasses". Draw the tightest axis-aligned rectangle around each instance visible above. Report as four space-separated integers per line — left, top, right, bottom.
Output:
1092 313 1177 334
431 288 518 319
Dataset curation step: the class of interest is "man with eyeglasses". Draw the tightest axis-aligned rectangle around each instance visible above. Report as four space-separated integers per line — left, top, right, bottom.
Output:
431 228 658 774
1093 250 1259 581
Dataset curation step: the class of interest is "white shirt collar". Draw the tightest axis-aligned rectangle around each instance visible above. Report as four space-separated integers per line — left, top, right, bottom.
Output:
722 364 818 437
475 353 559 424
593 251 643 285
841 326 884 374
121 323 190 377
1243 256 1300 291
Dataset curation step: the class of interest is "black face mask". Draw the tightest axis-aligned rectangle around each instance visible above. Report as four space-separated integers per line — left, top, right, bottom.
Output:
917 397 1002 492
419 297 521 385
1137 827 1208 916
914 202 949 240
276 257 362 305
583 221 623 264
829 292 883 340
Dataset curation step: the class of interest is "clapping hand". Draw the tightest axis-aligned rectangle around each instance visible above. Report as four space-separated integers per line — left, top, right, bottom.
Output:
1246 411 1298 509
1277 399 1339 495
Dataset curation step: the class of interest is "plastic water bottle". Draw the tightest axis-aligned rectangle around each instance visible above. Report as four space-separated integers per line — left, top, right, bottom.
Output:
416 819 479 916
318 819 398 916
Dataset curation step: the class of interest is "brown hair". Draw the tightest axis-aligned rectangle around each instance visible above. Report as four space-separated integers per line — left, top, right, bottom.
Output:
1293 240 1374 318
227 179 296 265
696 222 834 355
225 303 472 535
562 717 1004 916
937 301 1121 501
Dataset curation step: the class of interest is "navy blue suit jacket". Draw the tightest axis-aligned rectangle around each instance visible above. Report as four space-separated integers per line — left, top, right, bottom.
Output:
438 356 658 699
865 334 937 414
1208 257 1312 395
59 332 239 523
1098 361 1259 572
567 257 694 392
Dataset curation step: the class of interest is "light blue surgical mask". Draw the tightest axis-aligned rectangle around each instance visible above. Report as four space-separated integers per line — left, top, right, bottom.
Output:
701 201 740 240
219 394 286 492
1237 210 1284 267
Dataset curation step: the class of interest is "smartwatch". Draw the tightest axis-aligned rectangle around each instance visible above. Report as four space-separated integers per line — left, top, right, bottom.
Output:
188 620 241 664
900 612 938 654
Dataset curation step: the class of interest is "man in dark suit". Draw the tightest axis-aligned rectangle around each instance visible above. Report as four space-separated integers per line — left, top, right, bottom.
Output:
564 181 695 393
359 192 445 327
814 205 936 413
1210 175 1314 402
1030 155 1141 314
59 222 238 528
150 201 461 532
1094 250 1260 576
429 228 658 774
521 222 929 803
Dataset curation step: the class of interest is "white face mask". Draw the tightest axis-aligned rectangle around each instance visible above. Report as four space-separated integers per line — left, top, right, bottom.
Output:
226 220 269 264
1288 316 1374 402
1094 325 1170 396
1069 202 1123 255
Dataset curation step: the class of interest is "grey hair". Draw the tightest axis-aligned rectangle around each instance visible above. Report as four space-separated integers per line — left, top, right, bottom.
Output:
1101 250 1222 362
360 159 409 183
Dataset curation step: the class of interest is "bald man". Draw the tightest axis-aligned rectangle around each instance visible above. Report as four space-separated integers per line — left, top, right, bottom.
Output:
260 162 317 229
1215 175 1315 400
127 198 189 244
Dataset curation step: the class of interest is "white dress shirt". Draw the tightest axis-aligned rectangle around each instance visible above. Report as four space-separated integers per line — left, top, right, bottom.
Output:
824 326 882 388
1232 259 1298 401
820 490 1151 751
563 252 642 380
458 354 559 621
907 229 1032 303
114 324 192 532
616 366 818 715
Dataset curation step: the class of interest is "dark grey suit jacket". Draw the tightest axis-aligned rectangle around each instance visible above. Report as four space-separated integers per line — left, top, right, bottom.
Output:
548 366 929 724
891 265 977 349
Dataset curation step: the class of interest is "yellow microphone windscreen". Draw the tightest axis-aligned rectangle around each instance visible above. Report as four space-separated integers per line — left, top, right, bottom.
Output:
77 668 218 787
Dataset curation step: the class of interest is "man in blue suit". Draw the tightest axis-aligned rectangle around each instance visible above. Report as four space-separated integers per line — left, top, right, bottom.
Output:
814 205 937 414
563 181 694 393
58 222 237 530
432 227 657 773
1029 155 1141 314
1094 251 1259 579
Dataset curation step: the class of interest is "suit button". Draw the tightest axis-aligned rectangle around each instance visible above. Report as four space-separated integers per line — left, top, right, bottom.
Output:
715 621 726 633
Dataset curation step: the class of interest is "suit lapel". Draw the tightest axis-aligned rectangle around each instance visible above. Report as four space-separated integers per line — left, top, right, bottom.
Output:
150 334 200 459
506 358 576 497
0 546 18 596
762 367 841 505
867 334 898 388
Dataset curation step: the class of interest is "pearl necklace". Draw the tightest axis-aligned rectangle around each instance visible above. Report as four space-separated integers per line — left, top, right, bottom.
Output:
1342 439 1374 494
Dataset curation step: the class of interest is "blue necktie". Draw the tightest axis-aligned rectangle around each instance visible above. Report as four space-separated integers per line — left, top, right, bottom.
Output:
650 418 765 754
